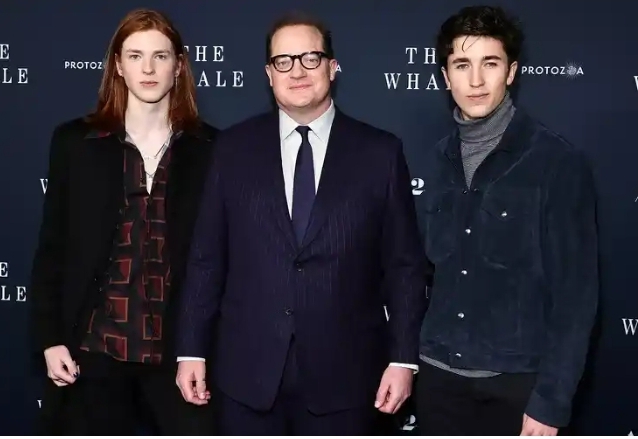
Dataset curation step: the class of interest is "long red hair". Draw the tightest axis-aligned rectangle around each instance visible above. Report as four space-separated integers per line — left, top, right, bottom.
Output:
86 9 199 132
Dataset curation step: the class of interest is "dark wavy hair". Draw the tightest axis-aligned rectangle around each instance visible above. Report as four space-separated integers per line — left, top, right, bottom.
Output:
436 5 524 68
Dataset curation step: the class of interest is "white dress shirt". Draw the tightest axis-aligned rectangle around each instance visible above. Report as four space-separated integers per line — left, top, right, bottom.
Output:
178 101 417 372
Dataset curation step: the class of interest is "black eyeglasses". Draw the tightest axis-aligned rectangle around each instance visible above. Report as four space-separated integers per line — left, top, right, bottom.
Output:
269 51 328 72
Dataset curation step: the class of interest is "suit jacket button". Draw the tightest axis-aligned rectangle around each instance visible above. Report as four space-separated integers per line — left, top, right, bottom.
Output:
285 308 293 316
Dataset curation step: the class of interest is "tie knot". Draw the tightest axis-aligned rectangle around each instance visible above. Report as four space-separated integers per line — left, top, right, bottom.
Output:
295 125 311 139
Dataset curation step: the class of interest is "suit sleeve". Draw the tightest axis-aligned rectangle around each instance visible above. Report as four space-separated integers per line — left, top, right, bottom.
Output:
524 149 599 427
381 139 429 365
29 125 69 352
175 138 228 358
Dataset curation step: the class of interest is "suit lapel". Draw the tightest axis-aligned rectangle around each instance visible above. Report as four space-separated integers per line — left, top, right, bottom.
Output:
262 112 298 251
166 134 193 244
91 137 124 219
83 135 124 269
300 110 351 249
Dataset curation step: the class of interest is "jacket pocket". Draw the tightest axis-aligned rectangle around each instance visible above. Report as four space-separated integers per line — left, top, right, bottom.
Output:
421 190 457 263
479 188 538 266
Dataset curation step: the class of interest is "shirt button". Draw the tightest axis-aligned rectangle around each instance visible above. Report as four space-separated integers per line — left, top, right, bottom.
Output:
457 312 465 319
462 189 468 194
465 228 471 234
461 270 467 275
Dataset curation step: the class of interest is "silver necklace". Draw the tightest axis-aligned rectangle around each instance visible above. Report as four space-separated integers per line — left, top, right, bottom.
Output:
142 131 172 179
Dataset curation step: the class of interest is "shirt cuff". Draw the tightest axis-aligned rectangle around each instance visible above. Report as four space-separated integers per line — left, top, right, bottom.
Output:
389 362 419 373
176 356 206 362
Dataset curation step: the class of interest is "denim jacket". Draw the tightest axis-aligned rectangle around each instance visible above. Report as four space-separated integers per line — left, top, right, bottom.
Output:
412 109 599 427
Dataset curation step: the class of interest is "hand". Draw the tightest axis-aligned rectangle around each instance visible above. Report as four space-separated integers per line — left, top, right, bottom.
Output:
175 360 210 405
374 365 413 414
521 414 558 436
44 345 79 387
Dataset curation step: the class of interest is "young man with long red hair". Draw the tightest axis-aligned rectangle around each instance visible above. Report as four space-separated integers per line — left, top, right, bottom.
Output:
30 8 217 435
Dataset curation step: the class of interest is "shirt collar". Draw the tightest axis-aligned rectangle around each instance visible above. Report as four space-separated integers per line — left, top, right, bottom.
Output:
278 100 335 143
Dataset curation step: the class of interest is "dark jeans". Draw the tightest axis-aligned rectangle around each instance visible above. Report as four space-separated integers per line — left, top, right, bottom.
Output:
416 360 537 435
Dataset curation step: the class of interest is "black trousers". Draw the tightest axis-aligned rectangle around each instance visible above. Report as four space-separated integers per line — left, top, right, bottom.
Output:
217 339 392 435
37 351 216 435
416 360 537 436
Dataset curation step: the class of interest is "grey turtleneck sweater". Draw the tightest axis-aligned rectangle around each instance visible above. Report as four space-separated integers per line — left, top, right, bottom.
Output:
456 91 516 187
420 93 516 378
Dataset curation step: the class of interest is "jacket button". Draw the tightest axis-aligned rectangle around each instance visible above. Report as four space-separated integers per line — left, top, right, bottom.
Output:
285 308 293 316
294 263 303 272
455 352 462 358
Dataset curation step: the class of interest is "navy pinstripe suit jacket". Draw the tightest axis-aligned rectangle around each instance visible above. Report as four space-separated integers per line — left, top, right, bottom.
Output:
176 109 428 414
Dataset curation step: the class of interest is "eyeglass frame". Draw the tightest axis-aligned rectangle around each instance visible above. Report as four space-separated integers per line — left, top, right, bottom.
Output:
269 51 329 72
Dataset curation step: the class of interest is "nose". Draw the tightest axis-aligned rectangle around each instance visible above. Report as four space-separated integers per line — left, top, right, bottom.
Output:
142 57 155 75
289 58 307 78
469 66 484 88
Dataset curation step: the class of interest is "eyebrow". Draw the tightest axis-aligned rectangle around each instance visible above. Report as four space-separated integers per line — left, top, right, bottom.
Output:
124 49 172 54
451 55 503 64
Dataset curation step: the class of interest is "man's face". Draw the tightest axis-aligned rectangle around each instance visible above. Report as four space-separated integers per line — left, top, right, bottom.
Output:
265 25 338 114
442 36 517 120
116 30 181 105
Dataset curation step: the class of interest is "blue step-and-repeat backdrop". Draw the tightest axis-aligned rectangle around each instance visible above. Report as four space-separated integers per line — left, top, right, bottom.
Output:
1 0 636 435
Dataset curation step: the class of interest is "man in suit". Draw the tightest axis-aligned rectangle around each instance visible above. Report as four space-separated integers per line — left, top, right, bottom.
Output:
175 12 428 435
29 9 217 435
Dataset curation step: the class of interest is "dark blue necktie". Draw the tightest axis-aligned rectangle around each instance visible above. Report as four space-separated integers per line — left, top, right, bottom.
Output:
291 126 315 245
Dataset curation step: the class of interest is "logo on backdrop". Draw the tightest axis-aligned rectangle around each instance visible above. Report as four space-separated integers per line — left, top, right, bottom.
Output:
400 414 417 431
64 44 247 88
40 178 48 194
622 318 637 336
0 43 29 84
0 261 27 303
520 61 584 79
183 44 243 88
385 47 448 91
634 75 637 91
411 177 425 195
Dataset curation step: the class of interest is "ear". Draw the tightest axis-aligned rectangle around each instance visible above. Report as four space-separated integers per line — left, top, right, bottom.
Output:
175 54 184 78
328 58 338 81
506 61 518 86
115 54 123 76
265 64 274 87
441 66 451 89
